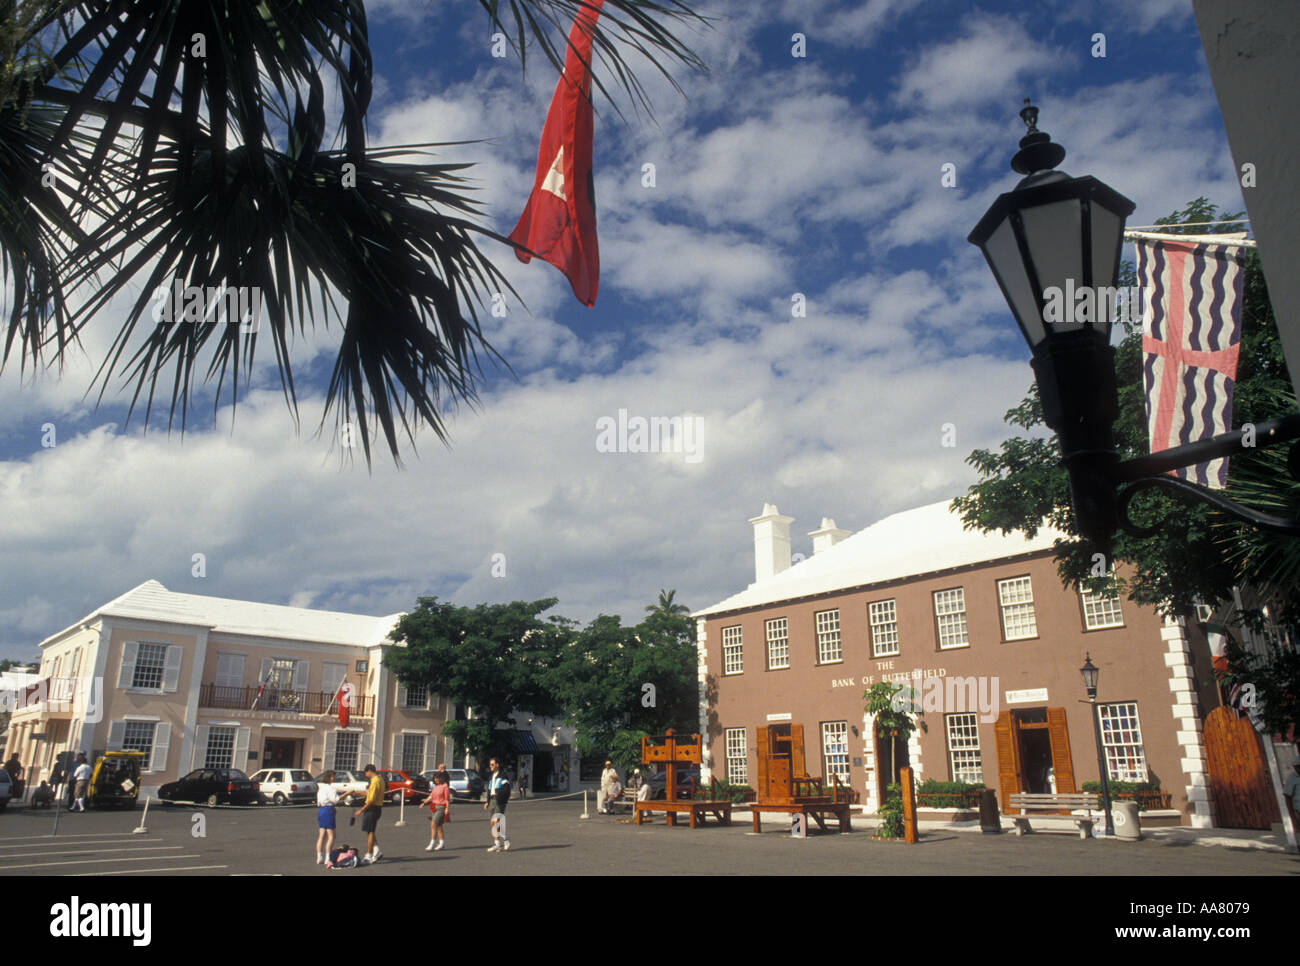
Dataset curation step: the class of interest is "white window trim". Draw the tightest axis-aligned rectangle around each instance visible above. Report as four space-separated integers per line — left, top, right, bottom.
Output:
122 714 162 721
997 576 1038 641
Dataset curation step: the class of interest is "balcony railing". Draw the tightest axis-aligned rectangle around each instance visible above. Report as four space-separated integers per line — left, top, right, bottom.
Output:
199 683 374 717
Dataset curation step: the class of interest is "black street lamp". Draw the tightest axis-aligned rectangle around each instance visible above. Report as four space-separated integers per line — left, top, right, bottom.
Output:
969 101 1300 554
1080 653 1115 837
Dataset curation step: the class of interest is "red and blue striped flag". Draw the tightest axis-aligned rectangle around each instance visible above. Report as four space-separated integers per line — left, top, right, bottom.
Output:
1135 236 1246 489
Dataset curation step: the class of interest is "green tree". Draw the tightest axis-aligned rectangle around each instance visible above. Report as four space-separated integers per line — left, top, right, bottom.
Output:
0 0 705 462
953 199 1296 619
542 605 698 774
645 588 690 617
383 597 569 765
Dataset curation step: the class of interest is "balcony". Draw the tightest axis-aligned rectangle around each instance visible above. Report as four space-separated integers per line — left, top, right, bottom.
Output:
199 684 374 717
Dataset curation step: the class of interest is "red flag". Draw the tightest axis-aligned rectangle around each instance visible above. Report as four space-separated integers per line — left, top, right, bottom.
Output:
338 682 352 729
509 0 603 306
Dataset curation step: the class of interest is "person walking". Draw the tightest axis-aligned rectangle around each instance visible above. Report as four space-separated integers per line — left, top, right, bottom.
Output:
518 762 529 800
599 760 619 814
421 770 451 851
69 753 91 812
483 757 511 852
353 764 385 863
315 770 341 865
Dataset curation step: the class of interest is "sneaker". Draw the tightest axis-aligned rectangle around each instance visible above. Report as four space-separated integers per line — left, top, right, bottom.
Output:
487 843 501 852
434 840 444 851
501 839 510 851
425 841 435 852
316 853 324 864
370 849 382 862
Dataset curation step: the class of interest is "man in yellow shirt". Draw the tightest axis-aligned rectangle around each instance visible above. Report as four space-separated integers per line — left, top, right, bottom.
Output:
353 763 386 863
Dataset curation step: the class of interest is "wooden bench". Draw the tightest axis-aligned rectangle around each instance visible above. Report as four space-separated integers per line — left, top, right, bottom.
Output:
1007 792 1100 838
633 798 732 828
749 801 852 834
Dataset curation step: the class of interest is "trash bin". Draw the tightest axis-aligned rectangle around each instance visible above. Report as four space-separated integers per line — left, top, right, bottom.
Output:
1111 800 1141 840
979 788 1002 834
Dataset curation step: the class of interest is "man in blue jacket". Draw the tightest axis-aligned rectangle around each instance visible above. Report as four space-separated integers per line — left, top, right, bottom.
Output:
483 757 511 852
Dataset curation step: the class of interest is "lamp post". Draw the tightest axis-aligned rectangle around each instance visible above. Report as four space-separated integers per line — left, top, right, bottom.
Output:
1080 653 1115 837
968 100 1300 551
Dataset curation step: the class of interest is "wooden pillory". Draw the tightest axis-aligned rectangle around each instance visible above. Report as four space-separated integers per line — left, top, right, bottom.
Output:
632 729 733 828
749 723 853 834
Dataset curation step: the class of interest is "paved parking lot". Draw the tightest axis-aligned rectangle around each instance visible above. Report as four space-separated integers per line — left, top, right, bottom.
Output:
1 796 1296 876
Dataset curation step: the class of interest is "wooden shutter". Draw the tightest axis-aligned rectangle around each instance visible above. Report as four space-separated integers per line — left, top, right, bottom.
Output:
192 725 210 770
117 642 139 689
396 681 408 709
107 721 125 751
423 735 437 774
358 731 374 770
392 733 401 770
293 660 309 692
993 711 1020 812
162 646 183 692
755 726 770 795
790 723 806 777
232 727 251 771
151 723 171 772
1046 707 1076 794
323 730 338 771
322 662 345 696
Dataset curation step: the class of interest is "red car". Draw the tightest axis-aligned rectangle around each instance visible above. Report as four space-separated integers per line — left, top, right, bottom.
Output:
376 769 430 804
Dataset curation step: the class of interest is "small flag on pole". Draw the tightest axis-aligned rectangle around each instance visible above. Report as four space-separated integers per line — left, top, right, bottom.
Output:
508 0 604 306
250 670 273 711
1134 235 1246 488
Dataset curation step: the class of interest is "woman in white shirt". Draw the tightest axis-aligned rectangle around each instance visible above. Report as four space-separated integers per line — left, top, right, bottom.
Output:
315 771 341 865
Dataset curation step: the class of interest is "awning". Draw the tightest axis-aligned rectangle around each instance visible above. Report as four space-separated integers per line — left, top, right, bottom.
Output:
514 731 540 754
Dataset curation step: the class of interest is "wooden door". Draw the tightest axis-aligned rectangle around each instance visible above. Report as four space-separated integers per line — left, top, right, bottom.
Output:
993 711 1020 811
1203 706 1280 829
1045 707 1076 793
755 725 770 797
790 723 806 777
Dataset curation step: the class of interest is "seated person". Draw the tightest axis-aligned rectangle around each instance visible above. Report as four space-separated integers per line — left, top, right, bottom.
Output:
31 781 53 808
607 780 624 805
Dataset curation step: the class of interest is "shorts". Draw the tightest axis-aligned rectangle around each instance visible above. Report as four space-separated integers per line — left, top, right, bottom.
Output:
317 806 336 830
431 806 446 828
74 780 88 798
361 807 381 834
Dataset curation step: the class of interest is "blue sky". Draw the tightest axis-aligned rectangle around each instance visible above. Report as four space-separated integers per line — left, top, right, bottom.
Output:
0 0 1243 659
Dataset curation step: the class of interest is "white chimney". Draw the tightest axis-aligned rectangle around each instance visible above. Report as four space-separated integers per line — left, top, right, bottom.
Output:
749 503 794 582
808 517 851 555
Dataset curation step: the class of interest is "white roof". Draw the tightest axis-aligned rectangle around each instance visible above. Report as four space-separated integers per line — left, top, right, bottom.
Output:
694 499 1066 617
43 580 401 649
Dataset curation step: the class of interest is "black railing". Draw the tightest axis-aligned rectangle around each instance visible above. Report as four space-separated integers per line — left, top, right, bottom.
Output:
199 683 373 716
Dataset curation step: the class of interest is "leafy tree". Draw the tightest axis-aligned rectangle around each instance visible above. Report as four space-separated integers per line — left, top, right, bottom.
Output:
0 0 705 461
645 588 689 617
954 199 1296 619
383 597 569 765
542 605 698 773
1219 638 1300 738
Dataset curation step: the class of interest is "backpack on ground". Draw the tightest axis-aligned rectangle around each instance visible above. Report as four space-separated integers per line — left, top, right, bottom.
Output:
328 845 360 869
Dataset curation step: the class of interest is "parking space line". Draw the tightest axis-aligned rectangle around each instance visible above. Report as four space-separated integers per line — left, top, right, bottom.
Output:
0 846 183 859
3 853 202 870
0 833 148 842
72 865 229 876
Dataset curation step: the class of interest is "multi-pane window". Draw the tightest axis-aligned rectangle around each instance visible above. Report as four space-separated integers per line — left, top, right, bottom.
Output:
401 733 425 773
404 683 428 709
131 643 167 690
765 618 789 670
815 609 842 664
334 732 359 772
122 721 156 765
204 727 236 769
722 626 744 675
1082 589 1124 630
821 721 850 788
725 728 747 785
997 576 1038 640
1099 702 1148 781
945 713 983 784
934 589 969 649
869 599 899 657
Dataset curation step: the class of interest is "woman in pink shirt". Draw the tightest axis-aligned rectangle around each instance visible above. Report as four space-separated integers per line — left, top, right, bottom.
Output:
422 771 451 851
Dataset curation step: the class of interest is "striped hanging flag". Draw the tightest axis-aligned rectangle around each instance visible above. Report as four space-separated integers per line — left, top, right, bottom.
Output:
1135 235 1246 488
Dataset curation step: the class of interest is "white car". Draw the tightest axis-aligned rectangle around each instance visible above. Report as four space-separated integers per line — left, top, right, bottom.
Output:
248 768 317 805
314 769 369 806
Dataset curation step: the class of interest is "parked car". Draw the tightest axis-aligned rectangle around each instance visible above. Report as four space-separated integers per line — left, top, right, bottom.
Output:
376 769 429 804
0 769 11 811
88 750 145 808
159 768 260 806
445 768 483 800
315 769 369 806
248 768 317 805
648 768 701 799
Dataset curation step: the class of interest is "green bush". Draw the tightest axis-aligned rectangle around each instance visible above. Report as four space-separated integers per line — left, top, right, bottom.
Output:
693 780 752 803
877 783 905 838
915 780 985 809
1080 780 1165 811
